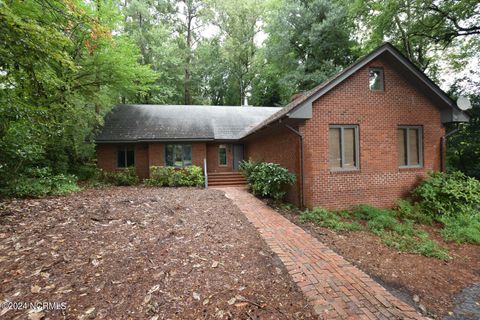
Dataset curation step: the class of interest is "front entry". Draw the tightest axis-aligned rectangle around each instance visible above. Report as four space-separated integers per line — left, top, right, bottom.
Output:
232 144 244 171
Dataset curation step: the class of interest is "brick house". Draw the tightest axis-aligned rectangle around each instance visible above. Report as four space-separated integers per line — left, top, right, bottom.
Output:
96 43 469 209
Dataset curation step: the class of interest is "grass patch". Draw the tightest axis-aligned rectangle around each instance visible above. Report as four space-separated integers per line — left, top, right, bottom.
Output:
351 205 449 260
395 199 433 225
300 204 450 260
300 207 362 231
439 214 480 244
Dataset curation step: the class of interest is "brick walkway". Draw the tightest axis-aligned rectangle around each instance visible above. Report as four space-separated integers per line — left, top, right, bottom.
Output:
219 187 425 320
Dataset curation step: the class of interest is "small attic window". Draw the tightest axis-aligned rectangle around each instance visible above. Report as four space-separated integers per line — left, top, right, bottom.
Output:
369 68 384 91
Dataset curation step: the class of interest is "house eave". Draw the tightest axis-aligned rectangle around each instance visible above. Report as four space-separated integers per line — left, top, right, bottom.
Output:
284 43 470 125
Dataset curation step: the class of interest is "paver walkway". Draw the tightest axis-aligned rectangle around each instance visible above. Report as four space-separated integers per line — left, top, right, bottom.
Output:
220 187 425 320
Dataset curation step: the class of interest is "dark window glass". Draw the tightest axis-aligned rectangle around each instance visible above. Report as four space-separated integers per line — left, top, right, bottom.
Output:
219 145 227 165
369 68 384 91
126 149 135 167
117 150 126 168
165 144 192 167
183 145 192 166
117 145 135 168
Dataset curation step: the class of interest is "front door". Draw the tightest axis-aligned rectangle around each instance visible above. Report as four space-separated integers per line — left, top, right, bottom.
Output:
232 144 244 171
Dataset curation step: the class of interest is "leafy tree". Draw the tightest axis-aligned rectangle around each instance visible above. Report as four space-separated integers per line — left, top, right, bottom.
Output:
194 38 229 105
446 85 480 179
349 0 479 80
263 0 357 104
0 0 155 196
123 0 183 103
212 0 265 106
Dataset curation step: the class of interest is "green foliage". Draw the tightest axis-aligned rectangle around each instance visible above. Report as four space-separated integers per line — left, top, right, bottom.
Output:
239 160 260 178
145 166 204 187
0 0 156 198
301 207 361 231
349 0 480 85
240 161 296 200
382 231 450 260
74 164 100 181
447 94 480 178
413 171 480 216
395 199 433 224
439 214 480 244
99 168 140 186
352 205 450 260
301 204 450 260
352 205 398 235
263 0 357 103
0 168 79 198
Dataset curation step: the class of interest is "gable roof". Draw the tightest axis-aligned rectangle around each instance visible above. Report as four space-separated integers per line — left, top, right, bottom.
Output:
96 104 281 143
244 42 470 138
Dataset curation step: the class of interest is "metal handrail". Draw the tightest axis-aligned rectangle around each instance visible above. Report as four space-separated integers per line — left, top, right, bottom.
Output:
203 158 208 188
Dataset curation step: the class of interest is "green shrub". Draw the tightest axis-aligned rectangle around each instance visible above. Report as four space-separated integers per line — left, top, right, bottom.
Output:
146 166 174 186
395 199 433 224
0 167 79 198
352 205 397 235
145 166 204 187
383 231 450 260
239 160 260 178
300 207 361 231
439 214 480 244
240 160 296 200
351 204 450 260
413 171 480 216
100 167 140 186
74 163 98 181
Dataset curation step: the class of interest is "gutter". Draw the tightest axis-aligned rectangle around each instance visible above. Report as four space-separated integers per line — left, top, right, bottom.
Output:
285 124 305 209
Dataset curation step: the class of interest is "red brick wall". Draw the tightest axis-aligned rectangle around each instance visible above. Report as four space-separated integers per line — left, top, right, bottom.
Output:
148 143 164 166
299 56 444 210
96 142 208 178
244 126 302 205
134 143 149 178
192 142 207 168
207 143 234 172
96 144 117 172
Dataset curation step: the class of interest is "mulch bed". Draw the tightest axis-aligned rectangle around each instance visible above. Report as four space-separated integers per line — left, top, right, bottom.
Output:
273 204 480 319
0 187 315 320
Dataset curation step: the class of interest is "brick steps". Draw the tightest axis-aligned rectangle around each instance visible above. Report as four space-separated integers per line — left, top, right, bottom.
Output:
207 172 247 187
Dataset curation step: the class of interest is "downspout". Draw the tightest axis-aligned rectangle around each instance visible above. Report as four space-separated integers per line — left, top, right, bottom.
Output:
285 124 305 209
440 126 460 172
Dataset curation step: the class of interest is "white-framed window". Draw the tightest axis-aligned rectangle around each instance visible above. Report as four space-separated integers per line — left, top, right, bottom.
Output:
218 144 227 166
398 126 423 168
369 67 384 91
329 125 359 171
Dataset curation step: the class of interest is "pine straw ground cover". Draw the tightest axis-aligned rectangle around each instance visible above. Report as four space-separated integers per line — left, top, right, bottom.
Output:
0 187 314 320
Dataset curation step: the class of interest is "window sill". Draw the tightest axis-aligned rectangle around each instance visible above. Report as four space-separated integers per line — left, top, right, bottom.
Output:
399 166 423 171
329 168 360 174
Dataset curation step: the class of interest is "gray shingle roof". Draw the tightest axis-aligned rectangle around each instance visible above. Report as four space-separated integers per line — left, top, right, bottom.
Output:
96 104 282 142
